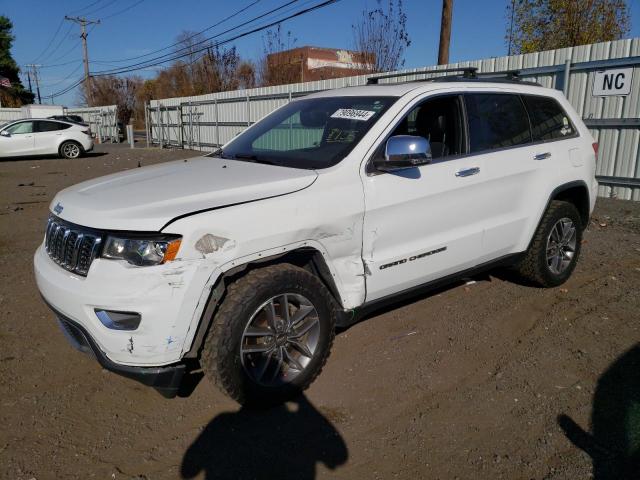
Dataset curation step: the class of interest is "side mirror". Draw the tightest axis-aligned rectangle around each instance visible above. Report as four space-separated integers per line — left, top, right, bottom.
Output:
374 135 432 172
0 130 10 137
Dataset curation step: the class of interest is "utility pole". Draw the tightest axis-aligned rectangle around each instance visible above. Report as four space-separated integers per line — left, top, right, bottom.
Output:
65 16 100 105
25 64 42 104
437 0 453 65
507 0 516 56
26 69 33 93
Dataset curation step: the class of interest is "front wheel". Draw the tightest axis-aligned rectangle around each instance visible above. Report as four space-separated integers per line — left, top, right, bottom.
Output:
59 141 83 159
201 264 337 406
513 200 583 287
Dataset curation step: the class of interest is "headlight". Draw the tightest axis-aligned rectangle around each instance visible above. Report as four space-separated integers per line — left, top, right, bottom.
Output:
102 235 182 266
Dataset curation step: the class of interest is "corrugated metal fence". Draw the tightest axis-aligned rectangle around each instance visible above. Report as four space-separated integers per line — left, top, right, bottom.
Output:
64 106 120 143
0 108 21 122
147 38 636 200
0 105 120 142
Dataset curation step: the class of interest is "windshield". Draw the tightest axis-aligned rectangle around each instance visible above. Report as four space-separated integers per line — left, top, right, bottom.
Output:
214 96 397 169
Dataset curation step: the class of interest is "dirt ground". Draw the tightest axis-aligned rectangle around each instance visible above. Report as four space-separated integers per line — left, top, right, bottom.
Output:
1 143 639 480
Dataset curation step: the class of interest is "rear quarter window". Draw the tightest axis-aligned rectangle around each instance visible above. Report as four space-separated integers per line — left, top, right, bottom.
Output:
465 93 531 153
36 121 69 132
523 95 575 141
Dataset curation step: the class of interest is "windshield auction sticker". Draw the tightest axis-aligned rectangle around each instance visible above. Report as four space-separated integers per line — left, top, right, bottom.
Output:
330 109 376 121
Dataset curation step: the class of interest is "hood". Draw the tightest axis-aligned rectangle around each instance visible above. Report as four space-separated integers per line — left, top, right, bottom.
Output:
50 156 318 231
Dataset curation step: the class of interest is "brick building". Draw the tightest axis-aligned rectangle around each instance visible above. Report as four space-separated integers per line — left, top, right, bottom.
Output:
266 46 372 84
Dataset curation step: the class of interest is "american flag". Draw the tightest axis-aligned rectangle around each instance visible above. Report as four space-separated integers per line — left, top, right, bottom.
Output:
0 76 11 88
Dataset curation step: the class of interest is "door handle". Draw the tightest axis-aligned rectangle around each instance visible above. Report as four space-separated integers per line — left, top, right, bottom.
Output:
455 167 480 177
534 152 551 160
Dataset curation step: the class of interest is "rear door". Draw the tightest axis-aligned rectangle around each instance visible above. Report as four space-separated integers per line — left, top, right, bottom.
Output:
0 121 35 157
33 121 69 155
462 92 540 262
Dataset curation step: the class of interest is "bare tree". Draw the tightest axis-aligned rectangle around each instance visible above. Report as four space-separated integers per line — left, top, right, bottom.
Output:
506 0 631 54
80 75 143 125
352 0 411 73
175 30 206 69
237 60 257 90
258 25 301 86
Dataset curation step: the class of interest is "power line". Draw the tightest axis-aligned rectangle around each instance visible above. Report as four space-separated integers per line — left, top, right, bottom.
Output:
36 23 74 65
29 18 65 63
69 0 103 15
92 0 263 64
40 63 84 89
92 0 307 75
39 59 82 69
86 0 119 15
46 0 341 99
103 0 339 76
102 0 146 20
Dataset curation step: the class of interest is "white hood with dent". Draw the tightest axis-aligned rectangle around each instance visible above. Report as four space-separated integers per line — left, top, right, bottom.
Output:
51 156 318 231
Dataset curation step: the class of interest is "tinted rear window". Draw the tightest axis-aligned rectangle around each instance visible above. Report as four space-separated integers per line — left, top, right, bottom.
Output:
523 95 575 141
37 121 69 132
465 94 531 153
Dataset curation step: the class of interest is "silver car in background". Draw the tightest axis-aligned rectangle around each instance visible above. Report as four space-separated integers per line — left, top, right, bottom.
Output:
0 118 94 159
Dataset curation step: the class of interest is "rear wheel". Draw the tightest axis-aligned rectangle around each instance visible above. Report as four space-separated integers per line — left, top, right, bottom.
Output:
59 141 83 159
514 200 583 287
201 263 337 406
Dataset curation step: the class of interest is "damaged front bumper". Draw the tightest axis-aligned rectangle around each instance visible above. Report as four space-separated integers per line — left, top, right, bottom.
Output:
49 300 186 397
34 242 220 396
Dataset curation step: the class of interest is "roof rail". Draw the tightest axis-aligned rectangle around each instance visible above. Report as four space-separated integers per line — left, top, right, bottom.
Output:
366 67 478 85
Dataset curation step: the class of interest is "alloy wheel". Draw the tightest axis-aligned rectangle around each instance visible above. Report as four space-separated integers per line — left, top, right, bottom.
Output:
63 143 80 158
240 293 320 386
546 217 577 275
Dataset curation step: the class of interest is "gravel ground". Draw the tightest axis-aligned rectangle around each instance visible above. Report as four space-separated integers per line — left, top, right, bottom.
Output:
0 143 639 480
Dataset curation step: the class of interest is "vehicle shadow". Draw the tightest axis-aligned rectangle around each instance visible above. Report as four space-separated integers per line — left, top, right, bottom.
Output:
340 272 493 332
181 394 348 479
558 343 640 479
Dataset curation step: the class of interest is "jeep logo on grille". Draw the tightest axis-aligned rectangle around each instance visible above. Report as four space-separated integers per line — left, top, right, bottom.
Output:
53 202 63 215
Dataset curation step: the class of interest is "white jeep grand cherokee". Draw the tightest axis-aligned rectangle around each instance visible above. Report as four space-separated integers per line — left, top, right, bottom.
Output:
34 76 598 404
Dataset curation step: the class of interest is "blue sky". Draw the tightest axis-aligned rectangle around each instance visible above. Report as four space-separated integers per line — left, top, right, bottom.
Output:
4 0 640 106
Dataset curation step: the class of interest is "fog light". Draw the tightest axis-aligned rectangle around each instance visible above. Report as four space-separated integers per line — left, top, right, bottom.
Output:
95 309 141 330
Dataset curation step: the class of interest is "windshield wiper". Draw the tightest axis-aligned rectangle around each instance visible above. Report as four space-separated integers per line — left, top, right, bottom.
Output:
233 153 259 160
205 148 225 158
231 153 279 166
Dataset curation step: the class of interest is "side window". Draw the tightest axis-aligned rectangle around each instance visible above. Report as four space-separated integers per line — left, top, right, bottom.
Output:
390 95 464 159
36 121 67 132
6 121 34 134
465 94 531 153
523 95 575 141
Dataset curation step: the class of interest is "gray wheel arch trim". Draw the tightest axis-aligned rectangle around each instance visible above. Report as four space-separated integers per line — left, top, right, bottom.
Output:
182 247 345 359
527 180 590 251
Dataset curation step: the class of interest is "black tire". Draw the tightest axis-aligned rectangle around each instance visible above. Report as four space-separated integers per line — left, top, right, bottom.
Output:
59 141 83 159
201 263 337 406
514 200 583 287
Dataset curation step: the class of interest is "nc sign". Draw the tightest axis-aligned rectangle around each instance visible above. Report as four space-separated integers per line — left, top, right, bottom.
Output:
592 68 633 96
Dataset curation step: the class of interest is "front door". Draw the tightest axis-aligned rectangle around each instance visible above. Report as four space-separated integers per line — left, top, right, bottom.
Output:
361 94 488 301
0 121 35 157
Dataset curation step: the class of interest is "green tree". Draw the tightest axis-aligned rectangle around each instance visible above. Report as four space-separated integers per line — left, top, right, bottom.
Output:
506 0 631 54
0 15 34 106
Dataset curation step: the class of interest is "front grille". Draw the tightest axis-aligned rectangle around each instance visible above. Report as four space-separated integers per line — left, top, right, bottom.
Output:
45 215 102 276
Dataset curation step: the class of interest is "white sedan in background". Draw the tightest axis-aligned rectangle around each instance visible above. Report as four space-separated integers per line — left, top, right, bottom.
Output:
0 118 94 159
